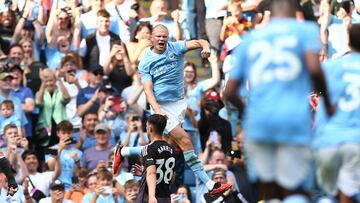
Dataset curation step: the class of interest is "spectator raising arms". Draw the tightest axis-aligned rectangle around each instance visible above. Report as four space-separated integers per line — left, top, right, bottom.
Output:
35 69 70 138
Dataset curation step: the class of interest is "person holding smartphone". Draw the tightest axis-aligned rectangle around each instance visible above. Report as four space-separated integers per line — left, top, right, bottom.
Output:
120 113 148 148
82 169 120 203
46 120 83 191
120 113 148 171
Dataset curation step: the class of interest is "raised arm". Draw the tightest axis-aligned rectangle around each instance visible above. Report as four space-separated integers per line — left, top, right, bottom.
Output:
45 0 60 47
186 39 211 58
72 7 82 50
11 1 30 44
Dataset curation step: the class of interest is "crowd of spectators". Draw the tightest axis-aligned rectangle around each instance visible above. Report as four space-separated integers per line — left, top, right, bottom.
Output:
0 0 359 202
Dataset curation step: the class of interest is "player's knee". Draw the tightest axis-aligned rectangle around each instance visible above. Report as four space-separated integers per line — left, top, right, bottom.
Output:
178 136 193 150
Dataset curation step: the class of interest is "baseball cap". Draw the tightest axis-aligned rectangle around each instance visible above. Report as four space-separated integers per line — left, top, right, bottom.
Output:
50 179 65 190
204 90 224 108
205 90 222 101
95 123 110 133
0 72 14 80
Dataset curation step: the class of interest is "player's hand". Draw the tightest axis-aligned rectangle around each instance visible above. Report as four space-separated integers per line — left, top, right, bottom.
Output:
148 196 157 203
200 47 210 59
154 108 168 119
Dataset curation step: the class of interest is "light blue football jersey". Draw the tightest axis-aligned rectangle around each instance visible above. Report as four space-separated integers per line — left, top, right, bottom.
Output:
139 41 188 102
314 52 360 148
229 18 322 144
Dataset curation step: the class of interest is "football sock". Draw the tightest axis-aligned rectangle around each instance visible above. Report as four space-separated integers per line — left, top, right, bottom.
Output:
183 150 215 190
121 146 143 156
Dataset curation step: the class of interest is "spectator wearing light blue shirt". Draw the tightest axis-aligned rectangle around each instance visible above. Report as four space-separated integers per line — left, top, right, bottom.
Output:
82 169 120 203
47 120 83 190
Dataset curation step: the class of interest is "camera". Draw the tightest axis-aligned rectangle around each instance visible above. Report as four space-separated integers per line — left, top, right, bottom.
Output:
0 57 17 72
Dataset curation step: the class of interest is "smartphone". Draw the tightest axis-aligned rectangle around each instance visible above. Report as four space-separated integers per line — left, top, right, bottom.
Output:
102 186 112 195
209 131 219 143
71 176 79 184
66 137 77 145
45 148 58 156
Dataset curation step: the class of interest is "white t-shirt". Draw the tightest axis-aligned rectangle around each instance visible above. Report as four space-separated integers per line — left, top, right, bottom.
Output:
28 172 54 196
39 197 73 203
62 75 88 128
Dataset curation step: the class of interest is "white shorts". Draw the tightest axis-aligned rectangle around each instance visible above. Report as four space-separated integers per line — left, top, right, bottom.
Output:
315 143 360 197
245 141 312 190
151 99 187 134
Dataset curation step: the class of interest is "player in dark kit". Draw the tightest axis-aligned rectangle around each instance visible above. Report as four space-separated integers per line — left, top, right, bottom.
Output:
136 114 176 203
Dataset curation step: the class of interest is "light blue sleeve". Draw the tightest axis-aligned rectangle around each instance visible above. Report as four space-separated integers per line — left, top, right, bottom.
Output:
170 41 187 55
302 22 322 52
138 53 153 82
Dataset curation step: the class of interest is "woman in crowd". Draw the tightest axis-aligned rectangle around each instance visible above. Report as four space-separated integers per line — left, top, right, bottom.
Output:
19 39 36 70
183 61 220 153
35 69 70 144
126 22 152 65
171 185 192 203
103 43 134 95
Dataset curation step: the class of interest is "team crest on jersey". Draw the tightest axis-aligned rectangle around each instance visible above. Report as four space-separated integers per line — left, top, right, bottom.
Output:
169 53 174 59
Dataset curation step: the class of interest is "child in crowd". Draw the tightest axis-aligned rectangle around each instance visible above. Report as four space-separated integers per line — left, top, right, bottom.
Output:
124 179 140 203
0 100 22 139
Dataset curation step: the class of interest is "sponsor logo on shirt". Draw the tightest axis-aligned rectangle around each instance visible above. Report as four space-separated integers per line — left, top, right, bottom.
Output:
150 61 178 78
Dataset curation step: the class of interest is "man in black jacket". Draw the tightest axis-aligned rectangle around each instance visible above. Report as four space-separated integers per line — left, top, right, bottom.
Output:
78 9 121 71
